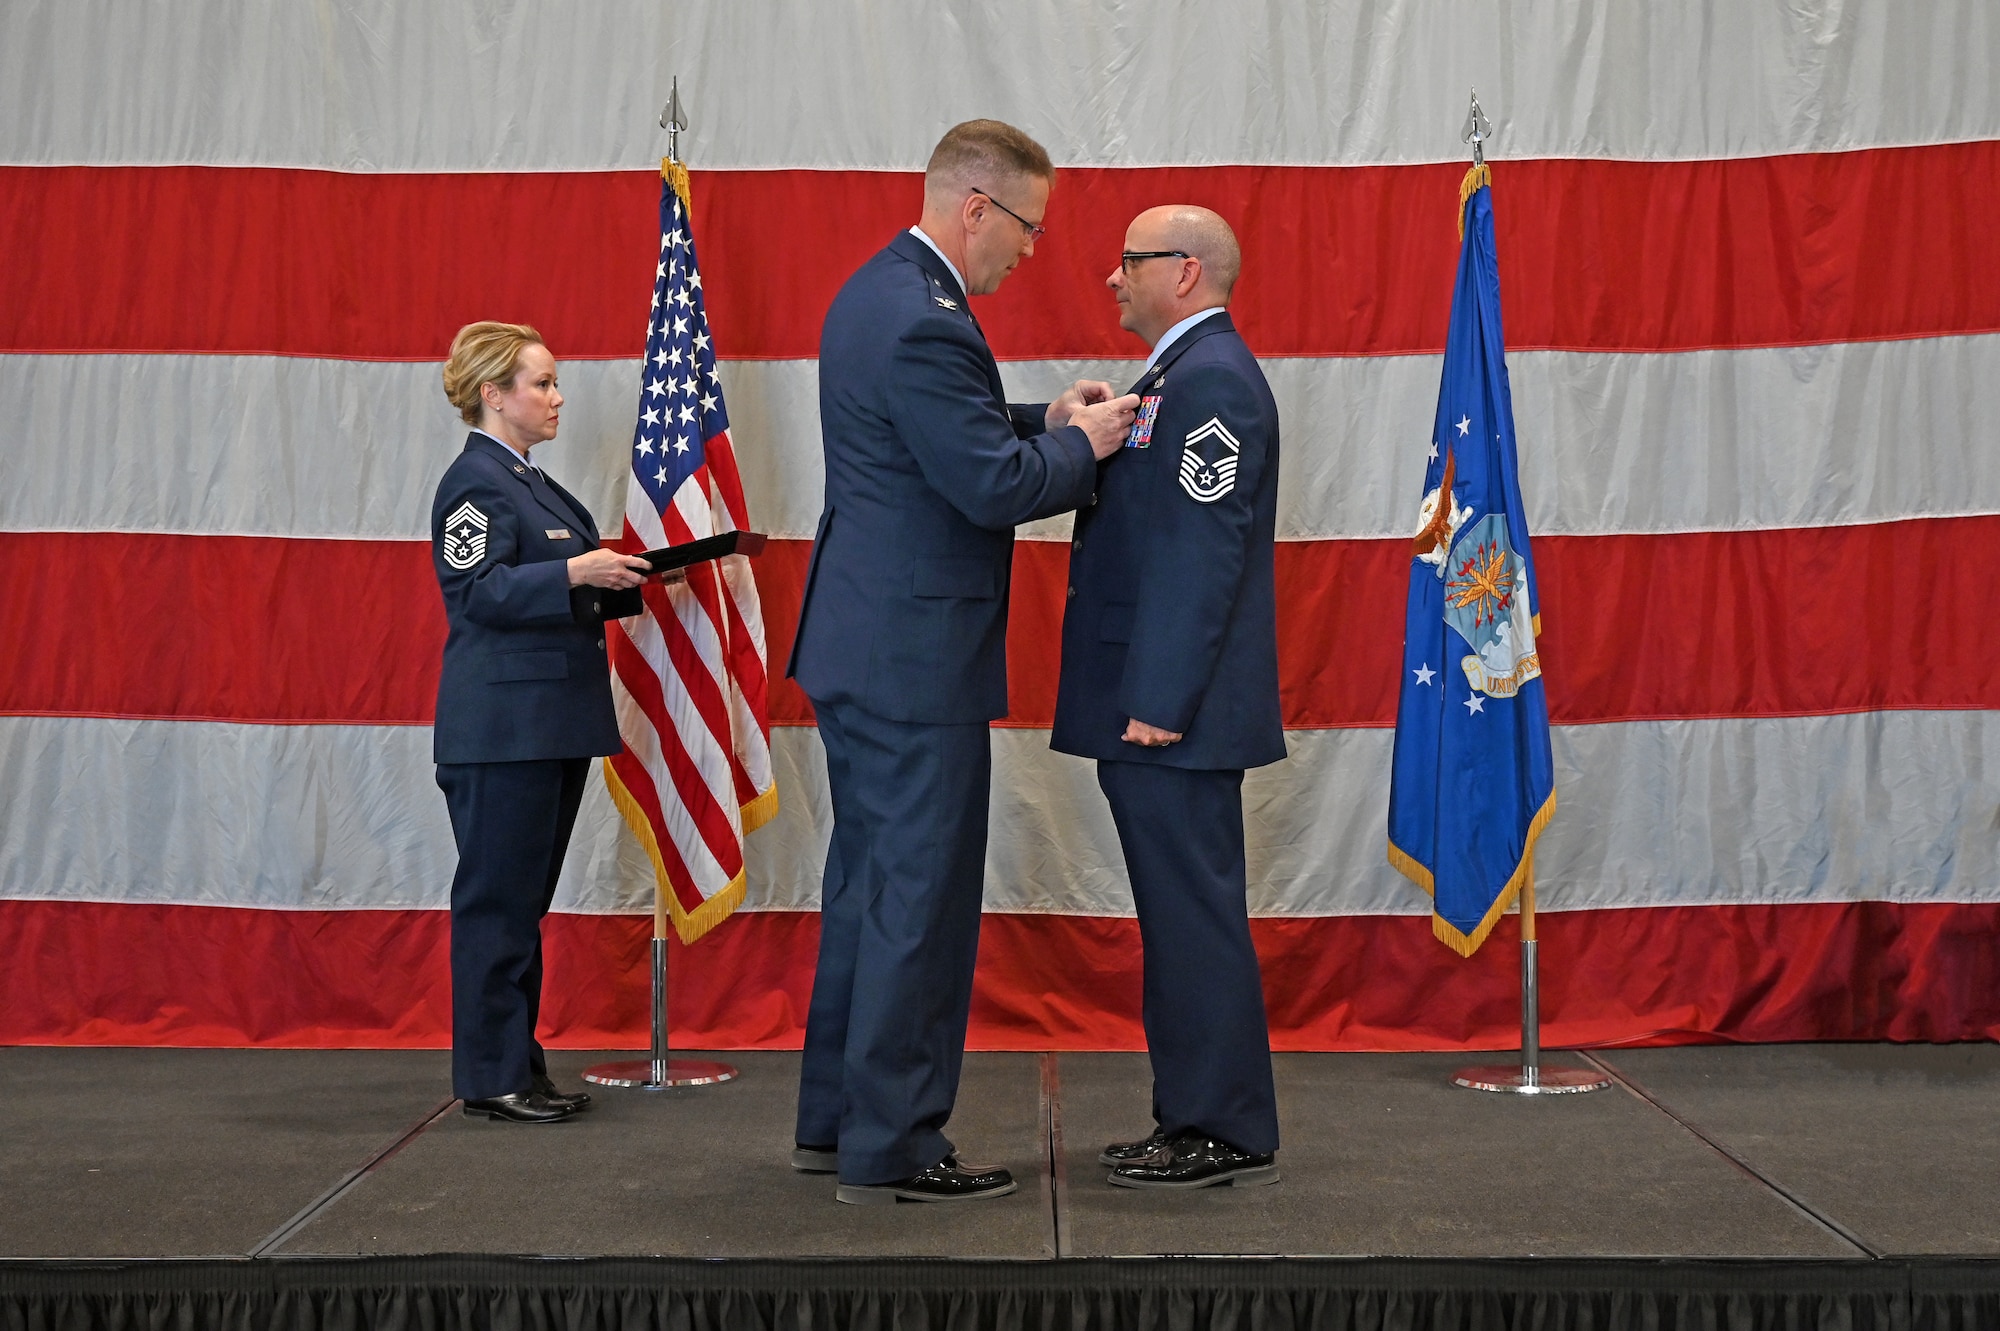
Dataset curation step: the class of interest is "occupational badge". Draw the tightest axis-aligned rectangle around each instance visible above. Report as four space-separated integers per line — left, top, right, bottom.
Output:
1126 394 1162 448
442 500 489 570
1177 417 1241 502
1443 513 1542 699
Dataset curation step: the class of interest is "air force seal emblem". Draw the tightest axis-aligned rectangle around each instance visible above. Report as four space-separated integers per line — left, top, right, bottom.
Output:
1178 417 1240 502
1443 513 1542 699
442 500 489 571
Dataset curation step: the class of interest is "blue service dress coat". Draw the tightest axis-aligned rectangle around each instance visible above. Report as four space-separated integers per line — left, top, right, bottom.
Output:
429 430 635 1102
1050 310 1284 770
1050 310 1285 1156
432 432 631 764
789 230 1099 720
787 231 1100 1185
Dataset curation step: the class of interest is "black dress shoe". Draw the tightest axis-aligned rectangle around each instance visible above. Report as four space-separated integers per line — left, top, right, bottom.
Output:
1099 1128 1171 1167
461 1091 578 1124
791 1142 838 1173
1107 1130 1278 1189
532 1072 592 1111
836 1155 1017 1205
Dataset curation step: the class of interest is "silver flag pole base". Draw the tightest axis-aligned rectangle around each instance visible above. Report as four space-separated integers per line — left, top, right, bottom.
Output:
581 935 737 1090
1451 1063 1609 1094
1451 936 1609 1093
582 1058 737 1090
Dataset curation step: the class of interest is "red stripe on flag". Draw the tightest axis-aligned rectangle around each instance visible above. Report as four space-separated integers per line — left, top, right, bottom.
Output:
7 143 2000 359
8 518 1998 726
5 899 1994 1049
0 532 442 724
604 743 702 911
608 627 744 907
606 608 744 903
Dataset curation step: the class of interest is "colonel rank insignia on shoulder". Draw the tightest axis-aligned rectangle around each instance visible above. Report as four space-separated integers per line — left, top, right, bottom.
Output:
1178 417 1241 501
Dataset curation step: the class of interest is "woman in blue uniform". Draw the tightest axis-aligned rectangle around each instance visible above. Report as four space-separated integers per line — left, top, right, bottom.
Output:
431 321 653 1124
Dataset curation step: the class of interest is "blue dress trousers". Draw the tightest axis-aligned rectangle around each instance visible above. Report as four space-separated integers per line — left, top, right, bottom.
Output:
789 232 1098 1183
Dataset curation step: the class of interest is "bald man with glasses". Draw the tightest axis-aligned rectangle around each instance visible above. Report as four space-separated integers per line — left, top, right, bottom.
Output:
1052 205 1286 1190
788 119 1140 1204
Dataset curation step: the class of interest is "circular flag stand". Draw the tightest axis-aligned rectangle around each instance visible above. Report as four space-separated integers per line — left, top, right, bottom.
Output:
584 917 737 1091
1453 869 1610 1095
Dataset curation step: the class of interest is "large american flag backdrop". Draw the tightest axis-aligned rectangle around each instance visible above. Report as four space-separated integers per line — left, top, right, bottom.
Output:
2 3 1996 1050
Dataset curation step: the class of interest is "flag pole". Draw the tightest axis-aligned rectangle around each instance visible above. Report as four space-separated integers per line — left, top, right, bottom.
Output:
583 75 737 1093
1451 855 1603 1093
1519 860 1539 1086
1438 89 1606 1097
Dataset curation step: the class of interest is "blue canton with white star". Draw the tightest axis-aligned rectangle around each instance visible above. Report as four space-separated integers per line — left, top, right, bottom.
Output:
632 183 730 511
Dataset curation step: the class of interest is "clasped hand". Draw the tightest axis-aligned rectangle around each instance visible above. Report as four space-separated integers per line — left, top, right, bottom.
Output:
568 549 677 590
1048 380 1141 460
1123 718 1183 747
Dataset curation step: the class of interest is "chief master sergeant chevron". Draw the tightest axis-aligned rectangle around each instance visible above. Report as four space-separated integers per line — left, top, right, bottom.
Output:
787 120 1141 1204
1052 206 1286 1189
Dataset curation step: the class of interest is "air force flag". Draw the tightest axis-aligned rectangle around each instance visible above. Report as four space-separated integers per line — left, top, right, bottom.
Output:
1388 175 1557 957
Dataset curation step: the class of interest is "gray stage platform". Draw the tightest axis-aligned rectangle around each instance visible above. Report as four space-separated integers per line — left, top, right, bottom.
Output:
2 1044 1995 1261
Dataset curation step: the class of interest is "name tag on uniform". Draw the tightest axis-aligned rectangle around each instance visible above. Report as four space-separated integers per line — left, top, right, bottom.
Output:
545 528 572 540
1126 395 1163 448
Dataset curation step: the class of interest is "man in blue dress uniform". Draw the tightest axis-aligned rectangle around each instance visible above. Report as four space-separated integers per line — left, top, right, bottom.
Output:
1051 206 1287 1188
788 120 1140 1203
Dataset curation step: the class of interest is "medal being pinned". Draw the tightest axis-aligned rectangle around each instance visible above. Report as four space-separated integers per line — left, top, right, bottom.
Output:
1126 394 1162 448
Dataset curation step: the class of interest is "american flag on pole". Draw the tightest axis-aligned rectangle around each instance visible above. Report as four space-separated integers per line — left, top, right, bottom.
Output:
603 159 777 944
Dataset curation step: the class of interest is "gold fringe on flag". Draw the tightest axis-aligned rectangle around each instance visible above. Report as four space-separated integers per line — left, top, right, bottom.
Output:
602 756 749 946
1387 788 1557 959
663 156 692 210
1457 161 1491 239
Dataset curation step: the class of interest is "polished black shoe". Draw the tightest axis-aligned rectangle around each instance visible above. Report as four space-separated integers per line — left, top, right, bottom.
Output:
532 1072 592 1111
1099 1128 1171 1167
791 1142 838 1173
836 1155 1018 1205
1107 1130 1278 1189
461 1091 578 1124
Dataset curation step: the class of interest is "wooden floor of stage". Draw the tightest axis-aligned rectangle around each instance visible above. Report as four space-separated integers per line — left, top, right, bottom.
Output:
3 1044 1995 1261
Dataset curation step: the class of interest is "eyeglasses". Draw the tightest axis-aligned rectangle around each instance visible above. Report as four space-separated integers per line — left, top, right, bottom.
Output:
972 186 1047 242
1121 250 1191 270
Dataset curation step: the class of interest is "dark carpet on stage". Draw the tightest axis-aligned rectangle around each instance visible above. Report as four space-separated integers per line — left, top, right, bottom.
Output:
2 1044 1995 1328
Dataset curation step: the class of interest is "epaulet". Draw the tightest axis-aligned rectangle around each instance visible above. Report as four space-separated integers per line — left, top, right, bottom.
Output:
925 273 963 313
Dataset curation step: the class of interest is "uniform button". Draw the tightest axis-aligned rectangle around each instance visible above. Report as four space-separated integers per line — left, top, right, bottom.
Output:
591 600 602 614
1066 586 1076 599
597 638 606 649
1072 538 1083 552
1088 493 1099 507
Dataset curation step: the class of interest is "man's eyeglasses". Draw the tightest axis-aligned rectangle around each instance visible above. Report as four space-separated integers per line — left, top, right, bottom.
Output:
973 187 1047 242
1121 250 1191 270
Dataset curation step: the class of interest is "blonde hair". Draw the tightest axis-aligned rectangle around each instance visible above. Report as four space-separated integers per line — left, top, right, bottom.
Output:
442 321 544 425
